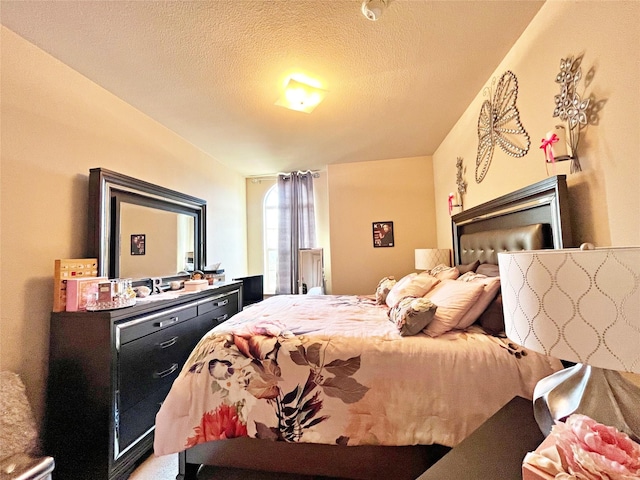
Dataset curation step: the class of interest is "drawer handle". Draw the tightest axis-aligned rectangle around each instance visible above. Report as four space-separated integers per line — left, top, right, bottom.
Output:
154 363 179 379
157 336 179 349
213 299 229 307
215 314 229 323
155 316 179 328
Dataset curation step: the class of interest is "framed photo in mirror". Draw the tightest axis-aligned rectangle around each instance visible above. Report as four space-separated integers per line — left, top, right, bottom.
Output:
131 234 145 256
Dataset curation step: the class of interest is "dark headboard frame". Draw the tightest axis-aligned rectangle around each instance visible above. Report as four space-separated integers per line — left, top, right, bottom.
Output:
451 175 573 266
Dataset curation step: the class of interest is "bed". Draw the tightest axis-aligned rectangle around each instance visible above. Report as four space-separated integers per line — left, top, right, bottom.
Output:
155 175 573 480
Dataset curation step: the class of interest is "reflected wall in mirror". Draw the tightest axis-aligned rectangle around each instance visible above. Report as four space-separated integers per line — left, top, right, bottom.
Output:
88 168 206 285
119 203 195 278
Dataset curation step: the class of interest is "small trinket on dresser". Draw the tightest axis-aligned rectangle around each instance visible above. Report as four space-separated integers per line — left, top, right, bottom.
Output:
135 286 151 297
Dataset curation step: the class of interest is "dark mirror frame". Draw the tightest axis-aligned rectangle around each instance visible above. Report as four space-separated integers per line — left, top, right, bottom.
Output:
88 168 206 285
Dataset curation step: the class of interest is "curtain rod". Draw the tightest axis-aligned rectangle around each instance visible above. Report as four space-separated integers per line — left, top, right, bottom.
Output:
248 170 321 181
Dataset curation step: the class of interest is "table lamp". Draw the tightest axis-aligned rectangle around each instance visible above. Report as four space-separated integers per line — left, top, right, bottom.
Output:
498 245 640 442
415 249 451 271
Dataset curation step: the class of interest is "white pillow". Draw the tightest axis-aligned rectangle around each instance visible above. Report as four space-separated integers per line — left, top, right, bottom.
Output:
385 273 416 308
423 279 484 337
407 271 440 295
385 272 439 308
455 273 501 329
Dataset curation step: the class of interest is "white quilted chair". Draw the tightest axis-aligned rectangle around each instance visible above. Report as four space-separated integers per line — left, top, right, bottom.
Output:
0 372 54 480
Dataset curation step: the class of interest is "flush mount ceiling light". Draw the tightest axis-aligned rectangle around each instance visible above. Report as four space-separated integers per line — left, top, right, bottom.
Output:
361 0 389 21
275 78 327 113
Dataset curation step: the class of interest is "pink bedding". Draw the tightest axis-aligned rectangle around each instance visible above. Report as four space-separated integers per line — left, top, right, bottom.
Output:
154 295 562 455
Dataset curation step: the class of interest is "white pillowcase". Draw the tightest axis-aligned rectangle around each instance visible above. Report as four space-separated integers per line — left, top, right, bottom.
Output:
455 273 501 329
385 272 440 308
423 279 484 337
385 273 416 308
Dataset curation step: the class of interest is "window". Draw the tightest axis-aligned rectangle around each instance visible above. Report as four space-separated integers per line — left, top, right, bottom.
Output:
263 185 278 294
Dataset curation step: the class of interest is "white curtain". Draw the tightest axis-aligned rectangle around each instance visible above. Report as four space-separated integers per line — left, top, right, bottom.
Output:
276 172 316 294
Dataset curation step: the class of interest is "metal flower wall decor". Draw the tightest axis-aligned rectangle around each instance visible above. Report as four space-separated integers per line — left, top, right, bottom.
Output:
448 156 467 216
551 54 600 173
456 156 466 205
475 70 531 183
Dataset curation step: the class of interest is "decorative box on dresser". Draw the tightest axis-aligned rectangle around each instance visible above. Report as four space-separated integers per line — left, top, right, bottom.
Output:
45 282 242 480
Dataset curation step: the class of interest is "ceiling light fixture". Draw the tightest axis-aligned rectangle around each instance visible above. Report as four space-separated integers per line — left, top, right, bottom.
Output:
361 0 388 21
275 78 327 114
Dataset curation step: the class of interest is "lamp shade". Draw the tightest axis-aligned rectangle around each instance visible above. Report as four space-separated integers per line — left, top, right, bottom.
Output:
415 249 451 271
498 247 640 374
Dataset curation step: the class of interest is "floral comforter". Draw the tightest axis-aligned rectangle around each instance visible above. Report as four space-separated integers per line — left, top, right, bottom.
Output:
154 295 562 455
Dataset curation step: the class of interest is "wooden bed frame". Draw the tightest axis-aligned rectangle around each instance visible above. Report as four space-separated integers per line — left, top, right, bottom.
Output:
176 175 573 480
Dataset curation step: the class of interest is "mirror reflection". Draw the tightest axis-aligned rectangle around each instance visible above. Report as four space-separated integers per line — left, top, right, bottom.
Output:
119 203 195 279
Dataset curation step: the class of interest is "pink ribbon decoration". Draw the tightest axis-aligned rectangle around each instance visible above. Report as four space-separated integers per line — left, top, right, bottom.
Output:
540 133 559 164
448 192 454 216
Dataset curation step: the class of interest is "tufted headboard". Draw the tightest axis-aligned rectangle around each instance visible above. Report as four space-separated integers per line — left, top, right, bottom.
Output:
459 223 550 265
451 175 573 266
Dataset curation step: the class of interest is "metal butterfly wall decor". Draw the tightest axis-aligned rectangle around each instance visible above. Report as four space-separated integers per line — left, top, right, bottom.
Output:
475 70 530 183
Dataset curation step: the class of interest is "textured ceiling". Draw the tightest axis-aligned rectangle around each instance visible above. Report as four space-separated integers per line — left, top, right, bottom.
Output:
0 0 544 177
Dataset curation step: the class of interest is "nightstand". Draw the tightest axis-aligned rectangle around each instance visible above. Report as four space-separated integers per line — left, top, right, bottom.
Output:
418 396 545 480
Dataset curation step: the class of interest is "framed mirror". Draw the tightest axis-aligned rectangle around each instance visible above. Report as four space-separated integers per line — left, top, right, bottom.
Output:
88 168 206 285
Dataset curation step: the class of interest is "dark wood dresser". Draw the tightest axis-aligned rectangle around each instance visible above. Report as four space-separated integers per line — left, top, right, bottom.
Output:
45 282 242 480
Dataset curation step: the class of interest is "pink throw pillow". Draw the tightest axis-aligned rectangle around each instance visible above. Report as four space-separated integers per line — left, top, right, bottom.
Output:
423 279 484 337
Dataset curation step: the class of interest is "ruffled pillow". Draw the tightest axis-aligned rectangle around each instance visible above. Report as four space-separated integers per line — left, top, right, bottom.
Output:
429 264 460 281
375 276 397 304
389 296 437 336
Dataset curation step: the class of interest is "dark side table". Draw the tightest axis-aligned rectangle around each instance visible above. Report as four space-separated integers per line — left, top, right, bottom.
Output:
418 396 545 480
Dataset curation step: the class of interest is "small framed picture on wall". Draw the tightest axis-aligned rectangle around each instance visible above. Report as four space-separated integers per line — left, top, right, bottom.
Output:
372 221 394 248
131 234 146 255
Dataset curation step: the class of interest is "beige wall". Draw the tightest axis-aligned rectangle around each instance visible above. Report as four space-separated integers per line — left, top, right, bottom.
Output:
119 205 181 278
328 156 436 295
0 27 247 425
313 172 331 292
433 1 640 249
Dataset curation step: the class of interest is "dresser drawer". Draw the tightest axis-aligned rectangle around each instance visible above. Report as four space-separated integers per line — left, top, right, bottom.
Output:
118 319 198 412
117 382 172 456
197 290 239 323
118 303 198 345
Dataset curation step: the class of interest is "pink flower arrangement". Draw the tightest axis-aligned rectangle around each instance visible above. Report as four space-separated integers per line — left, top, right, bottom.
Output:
539 414 640 479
